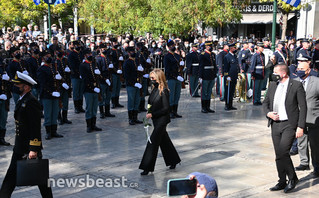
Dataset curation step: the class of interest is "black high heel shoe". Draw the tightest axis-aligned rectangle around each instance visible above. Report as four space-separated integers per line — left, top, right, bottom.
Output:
140 170 149 175
169 164 176 169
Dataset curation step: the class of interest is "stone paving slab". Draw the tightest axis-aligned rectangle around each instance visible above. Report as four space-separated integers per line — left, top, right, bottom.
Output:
0 87 318 197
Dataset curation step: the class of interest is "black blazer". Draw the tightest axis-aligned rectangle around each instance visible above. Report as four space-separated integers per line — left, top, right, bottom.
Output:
263 79 307 129
148 88 170 126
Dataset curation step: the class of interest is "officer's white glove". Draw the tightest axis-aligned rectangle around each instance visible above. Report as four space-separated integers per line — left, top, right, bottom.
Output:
199 78 203 84
52 91 60 97
64 66 71 73
55 73 62 80
119 56 124 61
2 73 10 81
146 58 151 63
106 79 111 86
134 83 142 89
117 69 122 74
41 62 45 66
94 69 101 75
109 64 114 69
80 75 82 79
180 61 185 66
94 87 100 93
177 76 184 82
62 83 69 90
0 94 7 101
137 65 144 72
22 70 29 75
227 76 231 81
143 74 149 78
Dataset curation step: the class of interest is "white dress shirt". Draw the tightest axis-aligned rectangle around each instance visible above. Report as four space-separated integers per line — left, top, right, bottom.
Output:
273 78 289 121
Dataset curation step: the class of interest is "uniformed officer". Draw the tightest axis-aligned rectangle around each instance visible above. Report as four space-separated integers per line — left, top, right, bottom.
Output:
0 71 53 198
56 50 72 125
186 43 200 97
199 41 217 113
296 38 311 60
273 41 288 65
7 46 29 104
123 47 143 125
312 39 319 71
109 38 124 108
164 40 183 118
223 43 240 111
0 59 11 146
80 49 102 133
95 43 115 118
37 52 63 140
216 42 228 101
68 41 85 114
136 42 148 112
250 42 265 105
262 37 274 90
26 47 41 100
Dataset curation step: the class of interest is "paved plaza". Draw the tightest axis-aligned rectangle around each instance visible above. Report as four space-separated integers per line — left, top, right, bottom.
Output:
0 87 319 198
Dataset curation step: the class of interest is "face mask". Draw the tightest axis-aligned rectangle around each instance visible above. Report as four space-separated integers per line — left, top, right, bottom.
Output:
296 70 307 79
185 44 189 48
170 47 176 52
34 49 40 54
102 50 108 55
87 56 93 62
131 53 136 57
16 85 24 95
158 45 162 48
75 46 81 51
208 47 212 52
70 47 75 50
45 57 53 63
152 44 156 48
272 73 281 82
15 53 21 59
57 52 63 58
151 80 159 88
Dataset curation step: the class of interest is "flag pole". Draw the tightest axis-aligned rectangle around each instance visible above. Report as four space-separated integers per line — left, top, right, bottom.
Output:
48 3 52 43
271 0 277 52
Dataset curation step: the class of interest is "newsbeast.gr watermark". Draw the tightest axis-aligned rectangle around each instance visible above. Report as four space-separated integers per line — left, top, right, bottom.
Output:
48 175 139 188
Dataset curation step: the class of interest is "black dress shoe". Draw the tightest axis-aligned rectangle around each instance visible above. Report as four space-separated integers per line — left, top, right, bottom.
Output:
229 106 237 110
0 139 10 146
140 170 149 175
295 164 310 171
224 106 230 111
269 182 286 191
51 133 64 138
169 164 176 169
311 171 319 178
284 177 299 193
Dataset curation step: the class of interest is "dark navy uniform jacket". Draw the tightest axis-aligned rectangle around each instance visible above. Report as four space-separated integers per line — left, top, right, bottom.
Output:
14 92 42 154
274 49 287 64
0 64 11 98
68 50 83 79
108 48 121 71
26 56 41 87
123 57 139 87
312 48 319 70
37 64 59 99
296 47 311 59
164 51 180 80
223 52 240 79
250 51 265 80
96 54 111 85
199 50 217 80
240 49 251 72
57 58 71 89
8 59 28 94
216 50 228 75
79 60 99 93
186 50 200 76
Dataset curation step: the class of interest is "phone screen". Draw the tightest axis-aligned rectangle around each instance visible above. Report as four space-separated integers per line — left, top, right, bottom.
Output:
167 178 197 196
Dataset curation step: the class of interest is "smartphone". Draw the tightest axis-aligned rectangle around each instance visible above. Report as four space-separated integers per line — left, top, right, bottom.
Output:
167 178 197 196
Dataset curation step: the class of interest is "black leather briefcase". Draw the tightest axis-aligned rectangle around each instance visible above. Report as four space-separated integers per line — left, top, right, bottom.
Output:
16 159 49 186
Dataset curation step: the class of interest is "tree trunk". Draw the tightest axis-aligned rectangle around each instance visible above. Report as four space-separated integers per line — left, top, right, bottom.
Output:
281 12 288 40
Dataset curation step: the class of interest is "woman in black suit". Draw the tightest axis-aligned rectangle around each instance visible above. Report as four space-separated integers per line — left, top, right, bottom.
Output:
139 69 181 175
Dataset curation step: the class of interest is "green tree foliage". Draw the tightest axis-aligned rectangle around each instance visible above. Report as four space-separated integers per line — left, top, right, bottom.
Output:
0 0 76 27
79 0 244 36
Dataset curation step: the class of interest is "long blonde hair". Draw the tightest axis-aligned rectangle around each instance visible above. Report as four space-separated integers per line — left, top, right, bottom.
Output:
150 68 168 95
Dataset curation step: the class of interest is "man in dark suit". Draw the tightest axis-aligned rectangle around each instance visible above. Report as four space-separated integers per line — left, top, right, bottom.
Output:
293 55 319 177
263 64 307 193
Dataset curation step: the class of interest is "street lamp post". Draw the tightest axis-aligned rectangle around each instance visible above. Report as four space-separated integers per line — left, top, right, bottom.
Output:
271 0 277 52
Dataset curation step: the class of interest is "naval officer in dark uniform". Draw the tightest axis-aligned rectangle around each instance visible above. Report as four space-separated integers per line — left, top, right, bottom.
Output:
312 39 319 71
0 71 53 198
186 43 200 97
223 43 240 110
199 41 217 113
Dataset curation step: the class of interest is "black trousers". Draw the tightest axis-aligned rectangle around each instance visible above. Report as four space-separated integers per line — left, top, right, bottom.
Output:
308 125 319 173
224 78 237 107
0 152 53 198
139 124 181 172
271 121 297 184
